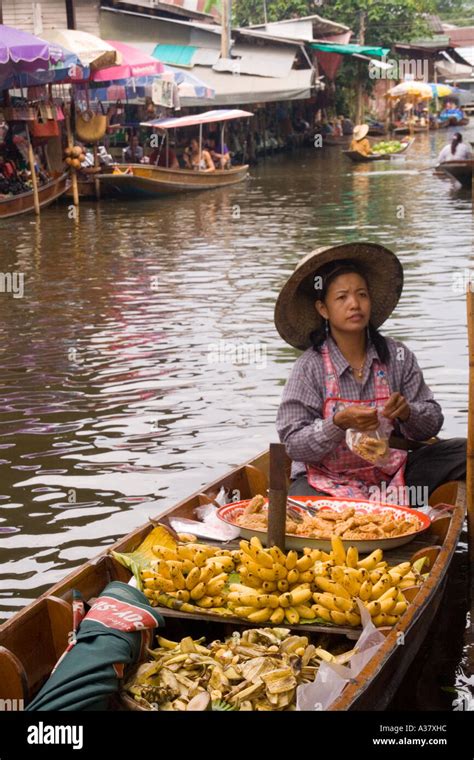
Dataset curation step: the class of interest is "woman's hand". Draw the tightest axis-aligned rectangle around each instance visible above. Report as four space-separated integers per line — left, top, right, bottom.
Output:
382 392 410 422
333 406 379 431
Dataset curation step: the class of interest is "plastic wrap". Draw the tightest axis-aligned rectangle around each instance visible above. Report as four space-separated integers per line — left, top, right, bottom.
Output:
346 417 392 466
296 601 386 711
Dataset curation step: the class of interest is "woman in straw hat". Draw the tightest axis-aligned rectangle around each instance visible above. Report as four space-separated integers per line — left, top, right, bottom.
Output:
349 124 372 156
275 243 466 506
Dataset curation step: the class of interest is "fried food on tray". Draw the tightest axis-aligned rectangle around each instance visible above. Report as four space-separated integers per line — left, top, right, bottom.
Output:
234 497 422 540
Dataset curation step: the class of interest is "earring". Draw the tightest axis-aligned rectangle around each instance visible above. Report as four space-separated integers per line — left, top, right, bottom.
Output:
325 319 329 336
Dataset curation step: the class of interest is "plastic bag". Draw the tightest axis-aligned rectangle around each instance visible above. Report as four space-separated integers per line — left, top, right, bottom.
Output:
346 417 392 466
296 601 385 711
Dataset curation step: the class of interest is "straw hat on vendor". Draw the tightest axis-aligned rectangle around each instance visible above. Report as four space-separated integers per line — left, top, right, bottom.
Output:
350 124 371 154
352 124 369 141
274 242 465 505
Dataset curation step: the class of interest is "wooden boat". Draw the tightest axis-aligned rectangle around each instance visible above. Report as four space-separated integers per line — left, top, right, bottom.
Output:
0 439 465 711
64 175 100 200
0 173 69 219
447 116 469 127
393 125 428 135
430 120 449 130
439 159 473 188
343 138 414 163
97 163 249 198
96 108 251 199
367 126 387 137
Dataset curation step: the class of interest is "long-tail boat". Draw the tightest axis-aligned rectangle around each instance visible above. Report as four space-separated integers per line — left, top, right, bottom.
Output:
97 109 252 199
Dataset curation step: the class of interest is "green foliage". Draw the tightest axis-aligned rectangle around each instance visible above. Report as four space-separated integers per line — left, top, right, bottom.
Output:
204 0 222 13
320 0 434 46
233 0 316 26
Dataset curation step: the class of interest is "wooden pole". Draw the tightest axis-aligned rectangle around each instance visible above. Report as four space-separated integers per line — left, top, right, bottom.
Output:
65 103 79 207
466 289 474 570
267 443 287 551
26 125 40 216
221 0 231 60
93 143 100 200
198 123 202 171
355 10 366 125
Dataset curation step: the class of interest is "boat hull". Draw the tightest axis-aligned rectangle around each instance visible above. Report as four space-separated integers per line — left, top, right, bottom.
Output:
393 126 428 135
0 173 70 219
97 164 249 198
439 159 473 187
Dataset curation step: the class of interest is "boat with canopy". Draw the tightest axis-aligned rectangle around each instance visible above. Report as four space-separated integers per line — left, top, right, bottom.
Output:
97 109 253 197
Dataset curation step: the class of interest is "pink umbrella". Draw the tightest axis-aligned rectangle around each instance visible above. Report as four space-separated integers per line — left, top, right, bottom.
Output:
91 40 164 82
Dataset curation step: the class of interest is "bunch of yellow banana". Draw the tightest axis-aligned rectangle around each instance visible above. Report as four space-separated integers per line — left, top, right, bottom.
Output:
226 536 326 625
142 542 237 610
311 537 423 627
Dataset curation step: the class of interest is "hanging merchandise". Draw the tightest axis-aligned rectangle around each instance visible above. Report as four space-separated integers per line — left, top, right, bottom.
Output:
30 105 60 138
75 101 107 142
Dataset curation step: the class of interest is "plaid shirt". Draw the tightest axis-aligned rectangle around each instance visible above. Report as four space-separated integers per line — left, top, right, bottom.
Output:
276 335 444 479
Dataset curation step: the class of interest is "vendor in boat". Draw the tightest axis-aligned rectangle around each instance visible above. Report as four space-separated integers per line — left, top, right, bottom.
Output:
437 132 472 163
275 243 466 507
183 138 215 173
349 125 372 156
124 135 144 163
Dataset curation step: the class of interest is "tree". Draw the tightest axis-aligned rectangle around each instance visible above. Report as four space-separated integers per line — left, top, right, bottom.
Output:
233 0 316 26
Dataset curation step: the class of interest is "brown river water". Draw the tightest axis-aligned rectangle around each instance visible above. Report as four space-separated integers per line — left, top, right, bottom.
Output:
0 128 472 710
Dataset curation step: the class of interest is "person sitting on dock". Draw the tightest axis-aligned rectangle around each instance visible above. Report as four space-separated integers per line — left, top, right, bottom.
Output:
350 124 372 156
437 133 472 163
183 139 215 172
124 135 144 164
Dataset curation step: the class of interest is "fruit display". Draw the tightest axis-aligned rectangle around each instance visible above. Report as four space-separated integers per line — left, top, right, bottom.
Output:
227 536 424 628
113 526 427 629
123 627 358 711
64 145 86 169
142 540 237 615
371 140 404 155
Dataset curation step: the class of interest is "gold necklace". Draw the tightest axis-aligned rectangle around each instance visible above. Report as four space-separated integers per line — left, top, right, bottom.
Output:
350 359 366 379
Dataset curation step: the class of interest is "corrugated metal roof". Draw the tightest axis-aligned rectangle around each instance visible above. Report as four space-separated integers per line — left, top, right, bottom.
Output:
181 67 313 106
214 44 297 78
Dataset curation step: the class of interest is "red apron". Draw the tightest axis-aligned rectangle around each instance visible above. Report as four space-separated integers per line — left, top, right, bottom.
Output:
306 343 408 503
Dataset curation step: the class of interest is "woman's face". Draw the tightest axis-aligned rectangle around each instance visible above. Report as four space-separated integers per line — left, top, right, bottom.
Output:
315 272 371 334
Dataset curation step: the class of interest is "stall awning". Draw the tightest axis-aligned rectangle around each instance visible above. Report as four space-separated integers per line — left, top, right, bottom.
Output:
311 42 390 57
179 67 313 106
141 109 253 129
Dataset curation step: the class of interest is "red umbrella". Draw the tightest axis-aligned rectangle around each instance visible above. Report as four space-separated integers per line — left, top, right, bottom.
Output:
91 40 164 82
